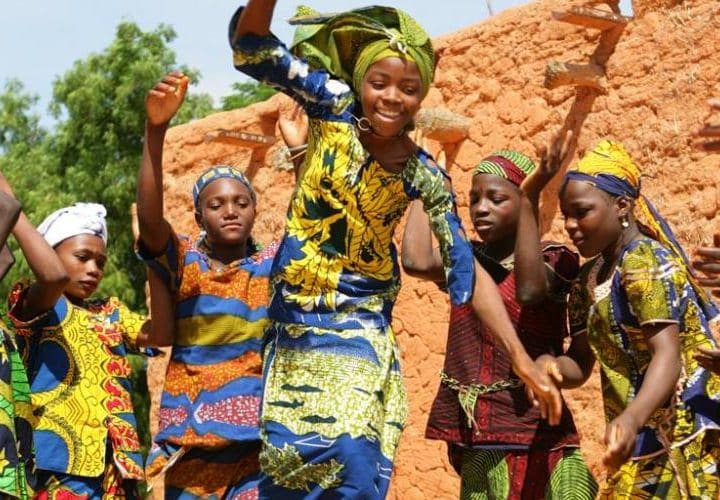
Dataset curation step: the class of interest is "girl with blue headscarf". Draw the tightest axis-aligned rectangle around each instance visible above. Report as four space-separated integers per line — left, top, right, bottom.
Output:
230 1 562 498
538 140 720 498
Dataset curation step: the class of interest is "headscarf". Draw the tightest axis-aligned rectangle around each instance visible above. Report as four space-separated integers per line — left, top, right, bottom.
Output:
289 5 435 97
38 203 108 248
563 140 715 309
473 150 536 187
192 166 256 212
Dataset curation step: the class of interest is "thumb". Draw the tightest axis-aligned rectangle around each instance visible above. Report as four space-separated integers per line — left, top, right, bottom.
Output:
177 76 190 96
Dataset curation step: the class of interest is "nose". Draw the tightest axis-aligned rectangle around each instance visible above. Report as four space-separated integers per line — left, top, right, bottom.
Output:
222 202 238 219
382 85 401 103
564 216 578 234
472 199 490 217
87 260 101 277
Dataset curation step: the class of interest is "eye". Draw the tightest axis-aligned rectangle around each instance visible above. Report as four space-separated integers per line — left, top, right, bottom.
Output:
403 86 419 95
370 81 385 90
490 196 508 204
96 258 107 271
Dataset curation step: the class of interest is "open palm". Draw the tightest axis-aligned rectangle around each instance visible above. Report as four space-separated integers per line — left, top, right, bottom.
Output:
146 71 188 126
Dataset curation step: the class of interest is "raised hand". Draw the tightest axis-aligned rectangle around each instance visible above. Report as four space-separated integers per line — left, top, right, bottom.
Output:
278 102 309 149
521 128 573 199
146 71 189 127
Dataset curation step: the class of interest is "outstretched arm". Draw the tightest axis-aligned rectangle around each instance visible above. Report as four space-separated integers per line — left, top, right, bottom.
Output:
136 71 188 255
0 173 68 319
233 0 277 41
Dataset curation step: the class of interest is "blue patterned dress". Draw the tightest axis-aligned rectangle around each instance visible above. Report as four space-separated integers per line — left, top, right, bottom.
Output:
231 21 476 500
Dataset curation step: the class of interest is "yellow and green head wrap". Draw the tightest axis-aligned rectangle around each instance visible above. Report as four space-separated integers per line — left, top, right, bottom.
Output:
289 5 435 97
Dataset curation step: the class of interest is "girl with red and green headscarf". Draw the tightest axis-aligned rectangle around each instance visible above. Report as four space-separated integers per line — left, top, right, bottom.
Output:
402 141 597 499
230 1 562 498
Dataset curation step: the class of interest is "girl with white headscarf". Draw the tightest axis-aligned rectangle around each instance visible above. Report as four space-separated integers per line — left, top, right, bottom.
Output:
7 198 156 499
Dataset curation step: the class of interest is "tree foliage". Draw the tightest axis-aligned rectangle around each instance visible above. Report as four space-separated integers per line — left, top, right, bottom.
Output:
222 81 277 111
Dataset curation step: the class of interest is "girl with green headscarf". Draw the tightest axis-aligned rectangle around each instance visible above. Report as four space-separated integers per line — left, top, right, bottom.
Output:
229 2 562 497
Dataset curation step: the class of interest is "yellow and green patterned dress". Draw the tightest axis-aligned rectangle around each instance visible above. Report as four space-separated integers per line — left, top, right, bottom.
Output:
570 237 720 499
231 26 475 500
0 321 33 499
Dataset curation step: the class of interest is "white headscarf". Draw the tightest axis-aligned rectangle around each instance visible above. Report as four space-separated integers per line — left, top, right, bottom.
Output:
37 203 108 248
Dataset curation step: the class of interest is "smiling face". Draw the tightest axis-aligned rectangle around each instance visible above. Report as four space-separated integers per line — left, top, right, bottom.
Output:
359 56 423 137
468 174 521 243
195 177 256 249
560 179 627 258
55 234 107 301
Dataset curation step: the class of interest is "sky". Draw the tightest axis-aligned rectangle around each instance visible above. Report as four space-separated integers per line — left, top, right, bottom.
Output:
1 1 632 125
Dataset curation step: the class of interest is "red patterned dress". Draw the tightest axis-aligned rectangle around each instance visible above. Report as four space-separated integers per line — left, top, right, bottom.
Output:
426 242 598 499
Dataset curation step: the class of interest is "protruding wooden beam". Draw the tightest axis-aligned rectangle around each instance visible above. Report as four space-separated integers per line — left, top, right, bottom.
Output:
544 61 607 92
415 108 471 144
698 125 720 138
552 7 632 30
204 129 276 148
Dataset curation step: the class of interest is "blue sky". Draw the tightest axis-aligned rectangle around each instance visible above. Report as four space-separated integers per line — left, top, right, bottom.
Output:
1 1 632 123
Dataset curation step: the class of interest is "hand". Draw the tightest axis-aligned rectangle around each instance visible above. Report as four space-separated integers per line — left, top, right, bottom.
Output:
603 412 640 471
693 233 720 297
512 353 563 426
146 71 189 126
278 102 309 149
696 98 720 152
694 347 720 374
521 128 573 198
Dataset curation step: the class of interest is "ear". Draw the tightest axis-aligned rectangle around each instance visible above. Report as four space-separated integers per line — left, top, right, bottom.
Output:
194 211 204 229
615 195 634 219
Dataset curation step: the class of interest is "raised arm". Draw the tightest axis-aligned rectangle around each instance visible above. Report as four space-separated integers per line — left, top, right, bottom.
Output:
0 173 68 318
515 130 572 304
233 0 277 41
136 71 187 255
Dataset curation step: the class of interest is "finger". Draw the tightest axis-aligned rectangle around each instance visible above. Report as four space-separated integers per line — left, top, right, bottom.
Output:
148 90 166 99
692 262 720 274
549 384 562 425
154 82 177 94
547 362 563 385
694 247 720 259
168 70 185 78
177 76 189 95
697 347 720 358
559 129 573 160
699 141 720 152
696 277 720 288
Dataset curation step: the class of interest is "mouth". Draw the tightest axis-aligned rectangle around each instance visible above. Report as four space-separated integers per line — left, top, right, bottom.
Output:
221 223 243 230
474 220 493 232
571 236 585 247
79 280 98 291
374 108 404 123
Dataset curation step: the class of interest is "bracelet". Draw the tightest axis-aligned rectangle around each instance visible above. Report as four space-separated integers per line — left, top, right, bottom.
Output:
286 149 307 162
287 144 308 153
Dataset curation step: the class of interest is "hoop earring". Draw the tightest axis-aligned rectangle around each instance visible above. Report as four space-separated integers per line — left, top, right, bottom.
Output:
355 116 372 133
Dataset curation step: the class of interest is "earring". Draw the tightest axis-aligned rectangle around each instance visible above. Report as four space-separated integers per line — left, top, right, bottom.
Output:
621 219 629 228
355 116 372 132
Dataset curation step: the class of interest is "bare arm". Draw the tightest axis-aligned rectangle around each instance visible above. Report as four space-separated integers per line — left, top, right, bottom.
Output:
136 270 175 348
233 0 277 41
515 130 572 304
603 323 680 470
401 200 444 281
536 331 596 389
136 72 187 255
0 174 68 318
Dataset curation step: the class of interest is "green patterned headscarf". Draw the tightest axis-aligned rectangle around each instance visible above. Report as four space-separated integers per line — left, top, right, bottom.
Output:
474 150 537 187
289 5 435 97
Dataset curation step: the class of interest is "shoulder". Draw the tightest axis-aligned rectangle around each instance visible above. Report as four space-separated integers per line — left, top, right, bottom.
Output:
620 237 678 276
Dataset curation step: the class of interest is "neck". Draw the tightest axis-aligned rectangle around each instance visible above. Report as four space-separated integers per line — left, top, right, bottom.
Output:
483 236 515 261
601 223 640 265
207 240 249 265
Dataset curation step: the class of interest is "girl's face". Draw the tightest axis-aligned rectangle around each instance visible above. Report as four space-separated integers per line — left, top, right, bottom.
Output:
360 56 423 137
195 178 256 248
560 179 624 258
469 174 521 243
55 234 106 300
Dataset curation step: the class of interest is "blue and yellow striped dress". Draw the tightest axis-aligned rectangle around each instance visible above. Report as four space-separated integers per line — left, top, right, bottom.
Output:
231 28 476 498
141 234 277 499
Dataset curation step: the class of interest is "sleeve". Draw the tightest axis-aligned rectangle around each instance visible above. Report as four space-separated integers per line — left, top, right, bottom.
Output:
568 276 591 337
114 299 148 353
136 230 185 295
542 244 580 300
621 243 682 325
403 151 475 305
228 8 355 117
7 280 56 335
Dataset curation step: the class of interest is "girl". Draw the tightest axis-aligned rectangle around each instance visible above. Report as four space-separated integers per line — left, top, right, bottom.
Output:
539 140 720 498
8 199 152 499
0 175 39 499
230 2 561 497
136 72 278 499
402 143 597 499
